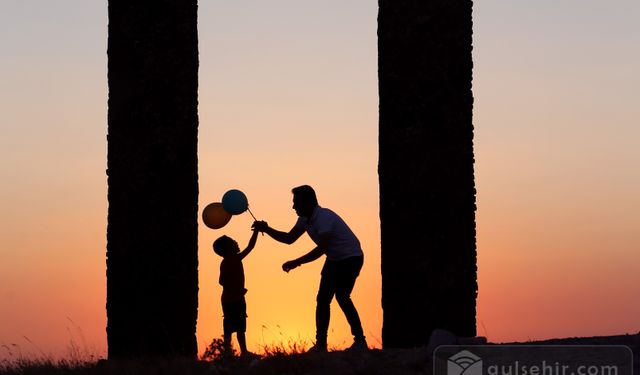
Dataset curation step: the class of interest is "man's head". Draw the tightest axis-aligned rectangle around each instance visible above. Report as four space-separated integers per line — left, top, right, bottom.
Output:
292 185 318 218
213 235 239 257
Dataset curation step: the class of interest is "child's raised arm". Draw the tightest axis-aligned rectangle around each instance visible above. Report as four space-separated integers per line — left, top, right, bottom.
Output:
238 227 259 260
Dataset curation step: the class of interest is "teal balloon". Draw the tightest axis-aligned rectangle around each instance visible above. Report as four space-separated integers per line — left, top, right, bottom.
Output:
222 189 249 215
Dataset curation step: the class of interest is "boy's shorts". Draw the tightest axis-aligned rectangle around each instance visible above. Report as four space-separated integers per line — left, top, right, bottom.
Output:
222 299 247 333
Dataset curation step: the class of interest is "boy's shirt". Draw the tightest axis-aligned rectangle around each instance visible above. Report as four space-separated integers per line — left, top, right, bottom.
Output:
219 255 247 304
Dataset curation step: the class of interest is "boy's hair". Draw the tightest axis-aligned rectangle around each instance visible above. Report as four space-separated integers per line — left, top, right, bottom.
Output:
213 235 232 257
291 185 318 206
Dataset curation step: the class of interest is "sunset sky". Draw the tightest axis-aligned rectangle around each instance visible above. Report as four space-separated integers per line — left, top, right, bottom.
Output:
1 0 638 360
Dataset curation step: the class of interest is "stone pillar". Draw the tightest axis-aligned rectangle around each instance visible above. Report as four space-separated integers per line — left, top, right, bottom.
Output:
106 0 199 358
378 0 477 348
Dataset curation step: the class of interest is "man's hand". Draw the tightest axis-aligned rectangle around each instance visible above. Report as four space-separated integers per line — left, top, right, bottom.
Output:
252 220 269 232
282 260 300 273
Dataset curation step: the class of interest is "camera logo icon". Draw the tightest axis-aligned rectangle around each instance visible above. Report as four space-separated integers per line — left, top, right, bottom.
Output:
448 350 483 375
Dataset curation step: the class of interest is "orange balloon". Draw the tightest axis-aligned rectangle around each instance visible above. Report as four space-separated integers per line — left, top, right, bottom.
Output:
202 202 232 229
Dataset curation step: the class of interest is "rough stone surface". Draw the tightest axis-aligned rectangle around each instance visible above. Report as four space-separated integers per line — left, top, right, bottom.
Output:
378 0 478 348
106 0 199 358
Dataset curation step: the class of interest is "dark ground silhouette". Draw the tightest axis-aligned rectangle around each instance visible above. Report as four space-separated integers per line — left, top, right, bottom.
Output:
1 333 637 375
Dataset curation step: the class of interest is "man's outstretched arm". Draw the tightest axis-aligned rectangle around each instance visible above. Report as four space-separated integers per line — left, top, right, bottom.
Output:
282 246 326 272
253 220 305 245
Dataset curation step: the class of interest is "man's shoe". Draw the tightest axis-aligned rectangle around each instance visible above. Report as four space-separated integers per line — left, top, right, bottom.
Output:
240 351 261 360
306 343 328 353
347 339 368 352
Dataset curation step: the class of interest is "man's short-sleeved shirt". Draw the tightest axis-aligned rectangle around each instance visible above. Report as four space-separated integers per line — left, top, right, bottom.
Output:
294 206 363 261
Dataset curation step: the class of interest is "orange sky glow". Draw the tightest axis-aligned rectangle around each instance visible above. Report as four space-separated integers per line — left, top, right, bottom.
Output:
1 0 639 361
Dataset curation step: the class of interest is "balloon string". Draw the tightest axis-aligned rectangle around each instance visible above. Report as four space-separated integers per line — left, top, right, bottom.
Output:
247 207 263 236
247 207 258 221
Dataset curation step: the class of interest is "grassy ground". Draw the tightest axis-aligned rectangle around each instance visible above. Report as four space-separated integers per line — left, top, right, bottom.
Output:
0 349 431 375
1 333 637 375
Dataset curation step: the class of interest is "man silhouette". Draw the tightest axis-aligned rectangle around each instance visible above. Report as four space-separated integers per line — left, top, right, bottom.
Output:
253 185 367 352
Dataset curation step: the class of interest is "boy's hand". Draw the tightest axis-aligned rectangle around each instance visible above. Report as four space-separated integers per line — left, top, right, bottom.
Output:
282 260 300 273
252 220 269 232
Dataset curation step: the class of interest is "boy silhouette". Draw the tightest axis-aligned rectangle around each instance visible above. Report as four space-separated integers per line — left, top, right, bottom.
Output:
213 226 259 357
